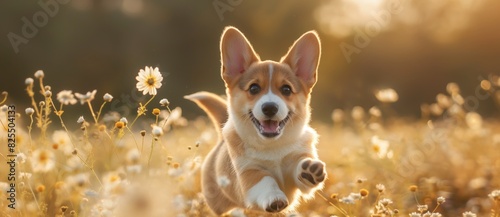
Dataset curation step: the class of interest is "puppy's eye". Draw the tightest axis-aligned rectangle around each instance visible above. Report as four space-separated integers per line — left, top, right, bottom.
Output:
281 85 292 96
249 84 261 95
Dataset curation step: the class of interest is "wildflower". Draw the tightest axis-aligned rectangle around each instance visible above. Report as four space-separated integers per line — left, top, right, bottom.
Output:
140 130 146 136
120 117 128 125
159 107 188 130
19 172 32 180
56 90 77 105
25 108 35 115
430 213 442 217
437 196 445 204
152 125 163 137
136 66 163 95
409 212 421 217
376 184 386 193
36 184 46 193
378 198 393 206
371 136 390 158
330 193 338 199
98 124 106 132
217 175 231 187
152 108 161 115
489 189 500 201
126 149 140 164
66 173 90 189
77 116 85 124
348 192 362 200
360 188 369 197
159 98 169 107
409 185 418 192
34 70 44 78
17 153 27 164
31 149 56 172
103 93 113 102
75 90 97 105
339 196 355 204
52 130 73 155
375 88 399 103
462 211 477 217
25 78 34 85
44 90 52 97
115 121 125 129
417 204 428 212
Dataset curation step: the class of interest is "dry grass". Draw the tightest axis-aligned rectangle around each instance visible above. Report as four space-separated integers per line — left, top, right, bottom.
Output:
0 70 499 217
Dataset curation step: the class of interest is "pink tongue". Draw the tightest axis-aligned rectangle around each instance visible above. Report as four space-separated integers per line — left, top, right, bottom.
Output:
261 120 279 133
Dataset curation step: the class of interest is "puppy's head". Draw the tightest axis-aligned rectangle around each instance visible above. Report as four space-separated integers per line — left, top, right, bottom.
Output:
220 27 320 142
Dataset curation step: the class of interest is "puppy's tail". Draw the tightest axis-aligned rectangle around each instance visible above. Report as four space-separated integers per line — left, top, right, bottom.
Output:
184 91 227 138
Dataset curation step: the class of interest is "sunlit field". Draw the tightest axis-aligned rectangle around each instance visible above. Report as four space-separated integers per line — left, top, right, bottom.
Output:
0 68 499 217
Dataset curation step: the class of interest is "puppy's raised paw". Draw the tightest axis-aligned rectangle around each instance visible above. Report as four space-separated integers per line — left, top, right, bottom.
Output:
298 158 326 186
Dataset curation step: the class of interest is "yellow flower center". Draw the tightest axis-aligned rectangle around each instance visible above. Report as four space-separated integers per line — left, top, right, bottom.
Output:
39 151 48 162
147 77 155 86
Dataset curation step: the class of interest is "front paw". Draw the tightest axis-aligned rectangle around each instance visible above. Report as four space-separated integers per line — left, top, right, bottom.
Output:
298 158 326 186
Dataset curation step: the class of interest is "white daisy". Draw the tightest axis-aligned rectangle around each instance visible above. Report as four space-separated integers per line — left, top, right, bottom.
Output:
57 90 77 105
31 149 56 173
52 130 73 155
75 90 97 105
136 66 163 95
371 136 390 158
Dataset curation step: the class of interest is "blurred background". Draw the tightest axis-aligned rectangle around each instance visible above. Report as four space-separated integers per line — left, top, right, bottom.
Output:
2 0 500 122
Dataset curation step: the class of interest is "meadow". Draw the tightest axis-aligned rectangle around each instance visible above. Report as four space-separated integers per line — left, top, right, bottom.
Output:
0 68 499 217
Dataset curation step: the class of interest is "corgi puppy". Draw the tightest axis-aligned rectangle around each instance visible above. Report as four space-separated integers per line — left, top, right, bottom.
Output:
185 26 325 215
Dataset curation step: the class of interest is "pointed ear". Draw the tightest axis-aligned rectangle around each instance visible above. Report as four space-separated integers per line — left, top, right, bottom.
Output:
220 26 260 84
281 31 321 89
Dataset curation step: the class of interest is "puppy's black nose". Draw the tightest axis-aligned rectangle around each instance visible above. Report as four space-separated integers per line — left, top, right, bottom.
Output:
262 102 278 117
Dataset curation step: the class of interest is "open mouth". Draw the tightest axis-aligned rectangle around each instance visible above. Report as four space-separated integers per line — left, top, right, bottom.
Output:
249 112 291 138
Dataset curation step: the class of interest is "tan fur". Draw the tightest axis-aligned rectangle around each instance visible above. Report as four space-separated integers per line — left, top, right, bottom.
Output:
186 26 326 215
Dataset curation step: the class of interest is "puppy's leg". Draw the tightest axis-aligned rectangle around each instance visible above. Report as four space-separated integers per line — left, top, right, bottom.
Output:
295 158 326 194
241 169 289 212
